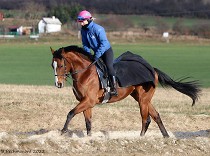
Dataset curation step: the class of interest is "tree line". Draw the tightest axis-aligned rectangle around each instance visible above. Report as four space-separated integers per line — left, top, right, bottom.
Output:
1 0 210 24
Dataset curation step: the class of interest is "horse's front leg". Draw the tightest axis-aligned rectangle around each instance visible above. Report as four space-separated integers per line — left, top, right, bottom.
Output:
61 108 75 134
61 98 92 135
83 108 92 136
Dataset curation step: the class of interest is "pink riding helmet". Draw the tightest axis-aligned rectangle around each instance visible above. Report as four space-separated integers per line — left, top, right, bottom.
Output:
77 10 92 22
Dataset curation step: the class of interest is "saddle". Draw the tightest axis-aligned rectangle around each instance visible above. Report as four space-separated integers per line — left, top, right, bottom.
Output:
95 51 156 103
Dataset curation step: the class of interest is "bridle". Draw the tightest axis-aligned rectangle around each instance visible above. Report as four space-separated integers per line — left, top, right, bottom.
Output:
54 53 97 82
64 55 97 76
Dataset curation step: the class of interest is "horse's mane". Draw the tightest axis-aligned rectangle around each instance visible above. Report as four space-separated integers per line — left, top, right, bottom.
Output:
53 45 89 58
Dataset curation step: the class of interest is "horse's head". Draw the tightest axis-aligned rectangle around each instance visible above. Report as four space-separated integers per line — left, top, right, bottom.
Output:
50 47 67 88
50 45 93 88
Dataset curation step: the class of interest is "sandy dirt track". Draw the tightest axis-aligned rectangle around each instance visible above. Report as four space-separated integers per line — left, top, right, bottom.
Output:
0 84 210 156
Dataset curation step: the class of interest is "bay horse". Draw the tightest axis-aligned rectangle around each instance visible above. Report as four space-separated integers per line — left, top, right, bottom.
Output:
50 45 200 138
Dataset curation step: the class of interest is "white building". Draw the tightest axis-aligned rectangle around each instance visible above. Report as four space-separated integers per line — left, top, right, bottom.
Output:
38 16 62 33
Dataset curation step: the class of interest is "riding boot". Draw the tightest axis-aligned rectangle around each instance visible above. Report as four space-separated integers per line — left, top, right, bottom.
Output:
110 76 118 96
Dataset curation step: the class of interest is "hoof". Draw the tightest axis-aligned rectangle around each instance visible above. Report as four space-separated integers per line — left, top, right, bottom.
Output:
61 129 68 135
140 132 145 137
87 132 92 137
163 134 170 138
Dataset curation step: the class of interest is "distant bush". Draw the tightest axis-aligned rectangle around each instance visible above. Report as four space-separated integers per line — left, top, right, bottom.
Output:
172 19 189 35
192 23 210 38
48 4 84 24
172 19 210 38
2 10 14 18
98 15 134 31
155 18 170 34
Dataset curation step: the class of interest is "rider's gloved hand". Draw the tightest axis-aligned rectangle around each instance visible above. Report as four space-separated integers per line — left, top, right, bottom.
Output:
94 55 99 61
88 54 94 61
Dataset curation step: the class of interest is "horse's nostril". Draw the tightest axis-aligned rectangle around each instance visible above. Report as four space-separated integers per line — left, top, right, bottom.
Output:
57 82 63 88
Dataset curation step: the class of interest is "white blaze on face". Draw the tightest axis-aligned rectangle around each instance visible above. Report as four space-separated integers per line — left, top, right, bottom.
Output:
53 61 58 87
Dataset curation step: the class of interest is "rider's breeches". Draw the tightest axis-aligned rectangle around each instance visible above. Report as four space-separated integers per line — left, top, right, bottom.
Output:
101 47 115 76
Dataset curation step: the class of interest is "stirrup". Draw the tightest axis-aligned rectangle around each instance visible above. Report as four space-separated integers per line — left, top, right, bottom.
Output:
110 89 118 96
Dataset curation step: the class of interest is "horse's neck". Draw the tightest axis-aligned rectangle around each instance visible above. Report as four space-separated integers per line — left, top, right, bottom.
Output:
67 52 99 99
67 52 91 69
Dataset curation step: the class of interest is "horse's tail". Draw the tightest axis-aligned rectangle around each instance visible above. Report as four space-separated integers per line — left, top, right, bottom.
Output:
154 68 201 106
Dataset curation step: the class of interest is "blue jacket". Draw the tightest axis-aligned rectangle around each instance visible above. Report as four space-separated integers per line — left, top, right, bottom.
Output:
81 21 111 59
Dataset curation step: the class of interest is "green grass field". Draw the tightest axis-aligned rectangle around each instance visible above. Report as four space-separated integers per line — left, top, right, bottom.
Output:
0 41 209 87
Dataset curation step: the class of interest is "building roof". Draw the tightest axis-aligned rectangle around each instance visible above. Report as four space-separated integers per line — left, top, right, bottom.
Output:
42 16 62 25
8 26 19 29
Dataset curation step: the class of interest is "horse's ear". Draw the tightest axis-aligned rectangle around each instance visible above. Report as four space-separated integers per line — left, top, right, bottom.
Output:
50 47 55 54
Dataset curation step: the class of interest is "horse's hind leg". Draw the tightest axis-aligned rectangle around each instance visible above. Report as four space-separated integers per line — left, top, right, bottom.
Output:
133 84 169 138
148 103 169 138
83 108 92 136
144 116 151 134
131 86 151 136
140 115 151 136
139 102 151 136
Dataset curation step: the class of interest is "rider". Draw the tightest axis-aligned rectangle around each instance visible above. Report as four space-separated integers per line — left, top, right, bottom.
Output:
77 10 118 96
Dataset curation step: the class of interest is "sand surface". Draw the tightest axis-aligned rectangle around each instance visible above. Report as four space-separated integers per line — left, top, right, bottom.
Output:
0 84 210 155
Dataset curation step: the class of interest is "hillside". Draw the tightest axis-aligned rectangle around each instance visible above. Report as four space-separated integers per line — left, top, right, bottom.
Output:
1 14 210 39
1 0 210 18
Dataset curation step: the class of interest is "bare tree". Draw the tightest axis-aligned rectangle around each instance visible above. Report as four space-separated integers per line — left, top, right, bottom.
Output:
22 1 46 34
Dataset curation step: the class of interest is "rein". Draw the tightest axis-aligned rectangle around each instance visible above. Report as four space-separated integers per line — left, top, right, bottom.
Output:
61 54 97 79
